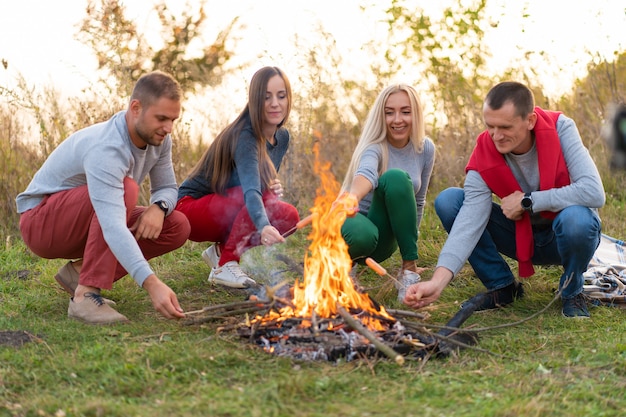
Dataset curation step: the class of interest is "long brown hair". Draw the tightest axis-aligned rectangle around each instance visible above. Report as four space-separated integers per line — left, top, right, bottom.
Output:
188 66 292 194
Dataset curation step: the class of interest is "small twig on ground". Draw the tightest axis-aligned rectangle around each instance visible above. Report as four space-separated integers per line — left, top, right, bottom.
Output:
184 300 267 316
248 304 274 342
401 321 510 359
467 289 562 332
182 306 267 325
25 331 54 354
385 308 429 321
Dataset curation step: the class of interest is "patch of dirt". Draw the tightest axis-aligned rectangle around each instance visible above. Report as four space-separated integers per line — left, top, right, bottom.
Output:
1 269 37 280
0 330 41 348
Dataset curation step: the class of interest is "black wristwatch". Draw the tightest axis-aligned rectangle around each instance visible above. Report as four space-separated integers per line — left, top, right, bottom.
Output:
521 192 533 213
155 200 169 214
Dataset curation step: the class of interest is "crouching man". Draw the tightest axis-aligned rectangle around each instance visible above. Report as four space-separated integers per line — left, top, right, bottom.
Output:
404 81 605 318
16 71 191 324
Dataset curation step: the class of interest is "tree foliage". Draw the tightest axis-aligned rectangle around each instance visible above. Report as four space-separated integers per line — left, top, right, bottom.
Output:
78 0 239 96
381 0 504 187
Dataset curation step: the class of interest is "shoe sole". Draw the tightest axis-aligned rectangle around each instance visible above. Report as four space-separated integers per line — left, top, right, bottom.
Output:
208 277 254 289
202 251 217 269
68 314 130 325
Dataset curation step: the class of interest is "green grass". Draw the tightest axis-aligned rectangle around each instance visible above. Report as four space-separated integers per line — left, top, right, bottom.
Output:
1 205 626 417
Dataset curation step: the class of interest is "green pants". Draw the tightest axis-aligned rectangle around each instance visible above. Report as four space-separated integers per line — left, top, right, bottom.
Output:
341 169 418 264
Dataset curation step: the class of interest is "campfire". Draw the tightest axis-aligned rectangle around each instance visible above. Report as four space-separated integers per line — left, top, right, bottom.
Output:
185 143 481 363
262 144 395 330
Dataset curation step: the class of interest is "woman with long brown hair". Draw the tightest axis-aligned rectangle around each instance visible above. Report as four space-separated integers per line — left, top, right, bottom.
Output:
177 66 299 288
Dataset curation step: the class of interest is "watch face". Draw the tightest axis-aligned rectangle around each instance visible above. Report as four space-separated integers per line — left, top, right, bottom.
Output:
522 197 532 210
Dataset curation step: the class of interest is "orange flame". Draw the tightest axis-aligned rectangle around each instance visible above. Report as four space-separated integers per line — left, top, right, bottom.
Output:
285 142 394 330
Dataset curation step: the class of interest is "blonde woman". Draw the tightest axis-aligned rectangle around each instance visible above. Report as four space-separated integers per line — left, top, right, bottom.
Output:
340 84 435 301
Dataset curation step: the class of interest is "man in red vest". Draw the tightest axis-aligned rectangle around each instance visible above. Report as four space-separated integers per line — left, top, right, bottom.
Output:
404 81 605 318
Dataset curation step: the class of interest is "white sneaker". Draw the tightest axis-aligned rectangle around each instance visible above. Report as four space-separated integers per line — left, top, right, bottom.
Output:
201 245 220 269
396 270 421 302
208 261 256 288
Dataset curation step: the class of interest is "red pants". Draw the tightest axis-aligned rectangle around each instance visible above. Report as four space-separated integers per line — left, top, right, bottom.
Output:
19 177 190 289
176 186 299 264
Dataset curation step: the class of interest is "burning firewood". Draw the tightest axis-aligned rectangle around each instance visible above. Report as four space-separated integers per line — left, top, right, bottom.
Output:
336 305 405 365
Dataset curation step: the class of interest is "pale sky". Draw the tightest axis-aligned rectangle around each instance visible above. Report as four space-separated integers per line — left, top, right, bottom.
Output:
1 0 624 99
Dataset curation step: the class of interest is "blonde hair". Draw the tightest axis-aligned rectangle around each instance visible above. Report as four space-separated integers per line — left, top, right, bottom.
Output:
341 84 426 192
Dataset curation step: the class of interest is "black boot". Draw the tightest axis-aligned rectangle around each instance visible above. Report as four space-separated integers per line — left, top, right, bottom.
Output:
461 281 524 311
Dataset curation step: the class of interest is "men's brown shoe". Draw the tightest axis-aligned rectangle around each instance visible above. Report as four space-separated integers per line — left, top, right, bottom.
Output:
55 261 115 304
55 261 79 295
68 293 129 325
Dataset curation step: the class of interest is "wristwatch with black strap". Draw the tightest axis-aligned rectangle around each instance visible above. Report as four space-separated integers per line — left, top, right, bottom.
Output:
155 200 169 215
520 192 533 213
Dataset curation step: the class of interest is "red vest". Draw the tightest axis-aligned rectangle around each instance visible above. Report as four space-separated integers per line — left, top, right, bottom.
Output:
465 107 570 277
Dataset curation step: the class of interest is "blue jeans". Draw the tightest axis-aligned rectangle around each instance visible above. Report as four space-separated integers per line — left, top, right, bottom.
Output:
435 187 601 299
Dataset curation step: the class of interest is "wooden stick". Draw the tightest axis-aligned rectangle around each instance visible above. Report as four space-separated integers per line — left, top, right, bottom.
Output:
181 306 267 325
365 257 405 289
184 300 267 316
385 308 428 321
248 305 273 342
282 214 313 237
336 305 404 365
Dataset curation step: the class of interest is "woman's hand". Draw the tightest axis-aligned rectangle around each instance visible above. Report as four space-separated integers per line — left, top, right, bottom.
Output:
270 179 284 199
333 192 359 217
260 225 285 246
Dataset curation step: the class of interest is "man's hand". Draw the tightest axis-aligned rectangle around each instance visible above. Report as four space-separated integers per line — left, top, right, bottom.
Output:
130 205 165 240
403 267 453 309
500 190 525 221
142 275 185 319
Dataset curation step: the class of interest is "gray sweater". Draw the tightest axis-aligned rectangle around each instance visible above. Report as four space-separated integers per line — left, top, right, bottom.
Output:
355 137 436 227
437 114 606 276
16 111 179 286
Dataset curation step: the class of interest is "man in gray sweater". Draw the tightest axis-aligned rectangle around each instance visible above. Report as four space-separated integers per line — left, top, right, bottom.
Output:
16 71 191 324
404 81 605 318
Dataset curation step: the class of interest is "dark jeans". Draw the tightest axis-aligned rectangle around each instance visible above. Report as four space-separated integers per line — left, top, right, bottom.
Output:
435 187 601 299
